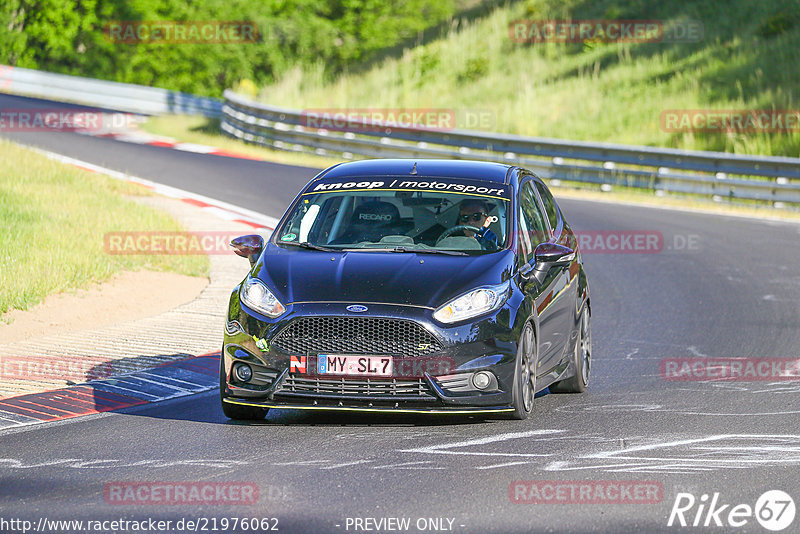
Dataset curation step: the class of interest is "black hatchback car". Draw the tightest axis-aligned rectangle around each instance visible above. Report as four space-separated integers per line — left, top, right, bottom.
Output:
221 159 591 420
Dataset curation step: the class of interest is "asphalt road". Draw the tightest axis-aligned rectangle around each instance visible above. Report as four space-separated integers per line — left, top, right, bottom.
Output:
2 93 800 533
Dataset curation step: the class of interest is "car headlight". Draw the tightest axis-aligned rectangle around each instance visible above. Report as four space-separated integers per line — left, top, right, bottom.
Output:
240 278 286 318
433 282 510 324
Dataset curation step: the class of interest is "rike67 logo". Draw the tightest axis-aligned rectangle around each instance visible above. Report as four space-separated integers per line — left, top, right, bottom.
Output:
668 490 795 531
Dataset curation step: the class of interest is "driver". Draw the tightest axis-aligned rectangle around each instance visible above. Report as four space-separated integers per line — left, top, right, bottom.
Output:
457 199 499 249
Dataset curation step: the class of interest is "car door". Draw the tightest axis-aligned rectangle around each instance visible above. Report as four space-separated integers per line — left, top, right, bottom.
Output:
531 179 577 377
516 179 562 380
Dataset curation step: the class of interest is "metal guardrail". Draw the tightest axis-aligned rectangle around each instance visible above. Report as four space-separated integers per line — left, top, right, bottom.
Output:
221 90 800 206
2 65 797 206
0 65 221 117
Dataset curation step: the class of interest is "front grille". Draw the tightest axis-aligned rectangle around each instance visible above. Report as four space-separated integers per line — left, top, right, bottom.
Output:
271 317 442 357
279 376 436 400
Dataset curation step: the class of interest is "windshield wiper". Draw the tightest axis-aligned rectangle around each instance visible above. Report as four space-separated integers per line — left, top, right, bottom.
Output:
391 246 468 256
280 241 335 252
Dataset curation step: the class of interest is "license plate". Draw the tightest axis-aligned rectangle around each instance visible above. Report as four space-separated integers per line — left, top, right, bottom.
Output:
317 355 393 377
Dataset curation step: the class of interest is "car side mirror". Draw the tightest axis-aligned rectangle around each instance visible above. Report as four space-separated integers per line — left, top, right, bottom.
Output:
231 234 264 267
521 243 575 284
534 242 575 266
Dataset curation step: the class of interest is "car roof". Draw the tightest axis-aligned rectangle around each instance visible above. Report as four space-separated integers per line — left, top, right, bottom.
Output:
316 159 514 184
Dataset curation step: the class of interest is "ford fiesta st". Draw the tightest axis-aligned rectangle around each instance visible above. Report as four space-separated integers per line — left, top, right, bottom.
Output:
220 159 591 420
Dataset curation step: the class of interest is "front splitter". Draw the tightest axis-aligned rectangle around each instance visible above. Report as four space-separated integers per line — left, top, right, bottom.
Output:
223 397 513 415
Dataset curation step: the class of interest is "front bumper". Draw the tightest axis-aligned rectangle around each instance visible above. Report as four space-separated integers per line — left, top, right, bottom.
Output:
222 296 525 413
222 397 514 415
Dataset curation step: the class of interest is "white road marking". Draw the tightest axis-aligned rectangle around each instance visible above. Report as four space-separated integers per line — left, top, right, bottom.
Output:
320 459 374 470
271 460 328 466
373 460 438 469
0 459 82 469
173 142 216 153
0 458 247 469
555 403 800 417
138 372 207 388
399 429 564 457
475 461 533 470
90 383 161 400
67 460 124 468
202 206 241 221
113 134 156 144
372 460 446 470
0 414 27 424
122 374 190 393
24 146 279 229
545 434 800 474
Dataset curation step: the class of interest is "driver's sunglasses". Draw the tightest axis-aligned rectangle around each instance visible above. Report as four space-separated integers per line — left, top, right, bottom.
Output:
459 212 487 223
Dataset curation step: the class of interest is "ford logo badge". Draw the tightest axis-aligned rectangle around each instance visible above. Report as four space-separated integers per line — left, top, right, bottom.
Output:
346 305 368 313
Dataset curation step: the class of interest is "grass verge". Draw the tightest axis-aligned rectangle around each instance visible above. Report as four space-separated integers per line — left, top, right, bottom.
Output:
255 0 800 157
0 140 209 315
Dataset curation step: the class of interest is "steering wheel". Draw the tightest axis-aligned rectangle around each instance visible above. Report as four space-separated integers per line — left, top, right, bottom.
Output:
436 225 482 244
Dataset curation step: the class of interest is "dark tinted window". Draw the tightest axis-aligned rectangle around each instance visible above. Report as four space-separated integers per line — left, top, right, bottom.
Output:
534 181 560 232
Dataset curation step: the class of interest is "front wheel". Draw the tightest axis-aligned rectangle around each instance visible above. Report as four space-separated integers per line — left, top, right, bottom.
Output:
219 355 269 420
510 323 536 420
550 308 591 394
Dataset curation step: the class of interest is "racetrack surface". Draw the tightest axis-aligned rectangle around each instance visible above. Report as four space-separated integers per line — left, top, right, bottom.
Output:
3 93 800 533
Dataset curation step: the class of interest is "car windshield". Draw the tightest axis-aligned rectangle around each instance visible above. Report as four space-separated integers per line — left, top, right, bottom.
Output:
276 181 510 254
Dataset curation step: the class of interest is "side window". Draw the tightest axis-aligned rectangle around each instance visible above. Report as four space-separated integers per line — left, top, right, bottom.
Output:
534 181 560 232
517 204 533 264
522 182 549 244
518 182 549 263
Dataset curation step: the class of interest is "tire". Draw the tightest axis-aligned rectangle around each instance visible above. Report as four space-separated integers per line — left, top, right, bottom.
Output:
510 323 536 420
550 308 591 394
219 355 269 420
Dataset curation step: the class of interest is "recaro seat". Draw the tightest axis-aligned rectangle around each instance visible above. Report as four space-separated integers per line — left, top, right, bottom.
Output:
331 200 402 244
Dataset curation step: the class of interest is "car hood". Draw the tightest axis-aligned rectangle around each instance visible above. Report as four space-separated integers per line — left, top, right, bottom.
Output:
254 244 515 309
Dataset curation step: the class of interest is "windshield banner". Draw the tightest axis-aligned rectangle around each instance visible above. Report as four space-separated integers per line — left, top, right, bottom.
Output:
304 177 512 201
